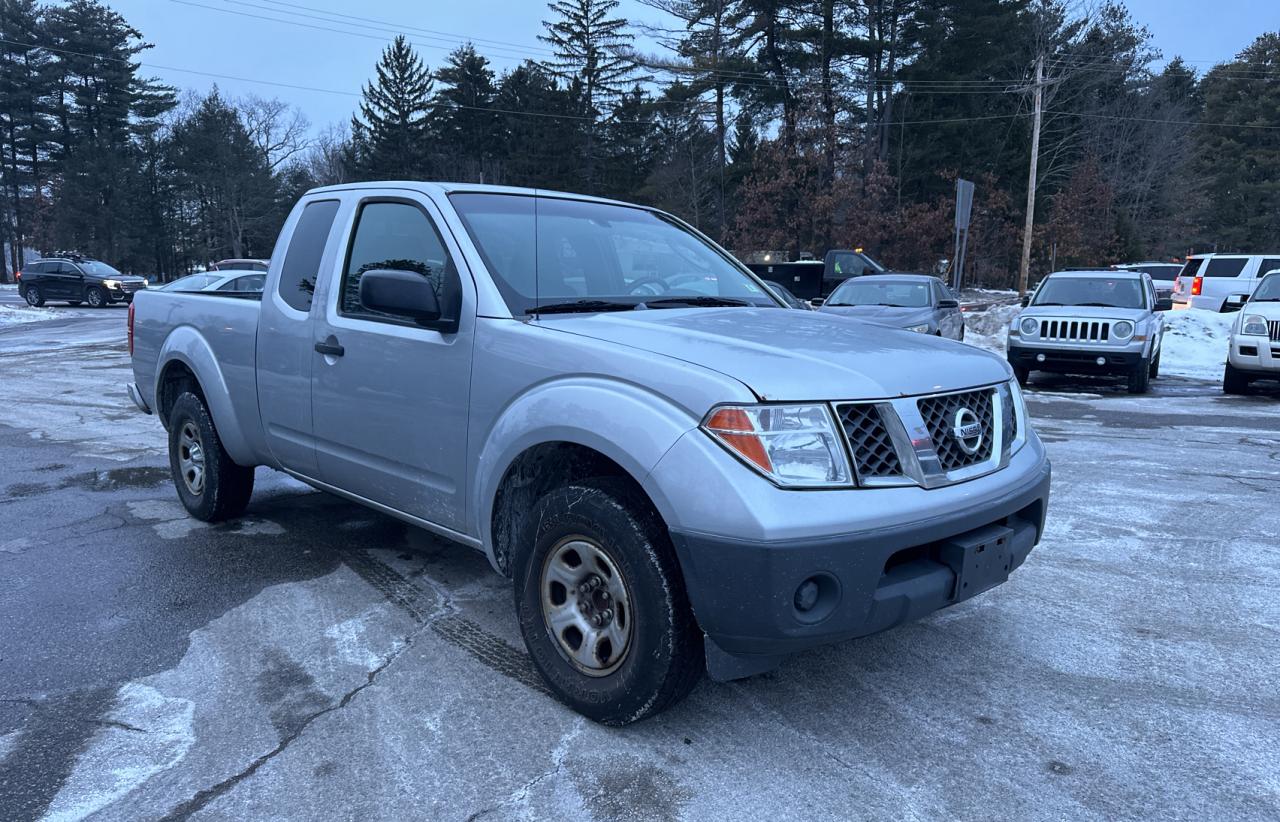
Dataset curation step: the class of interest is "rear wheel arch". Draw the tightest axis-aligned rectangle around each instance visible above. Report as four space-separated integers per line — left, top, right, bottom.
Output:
156 359 207 428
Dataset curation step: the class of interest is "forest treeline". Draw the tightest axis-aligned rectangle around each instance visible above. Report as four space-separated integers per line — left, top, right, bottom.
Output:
1 0 1278 285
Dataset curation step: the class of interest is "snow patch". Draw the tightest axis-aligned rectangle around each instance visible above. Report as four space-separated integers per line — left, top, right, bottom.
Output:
326 609 400 668
40 684 196 822
960 304 1020 356
0 729 20 762
126 499 285 539
0 303 56 326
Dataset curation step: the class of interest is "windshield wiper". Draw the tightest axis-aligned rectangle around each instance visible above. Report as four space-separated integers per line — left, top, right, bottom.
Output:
642 296 750 308
525 299 637 315
1250 297 1280 302
1075 302 1124 307
1034 301 1064 306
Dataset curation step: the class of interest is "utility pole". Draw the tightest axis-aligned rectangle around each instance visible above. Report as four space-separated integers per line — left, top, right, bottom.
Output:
1018 55 1044 297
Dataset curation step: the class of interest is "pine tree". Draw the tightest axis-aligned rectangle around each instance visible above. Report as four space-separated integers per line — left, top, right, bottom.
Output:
0 0 52 278
432 44 501 181
494 61 587 189
349 35 433 180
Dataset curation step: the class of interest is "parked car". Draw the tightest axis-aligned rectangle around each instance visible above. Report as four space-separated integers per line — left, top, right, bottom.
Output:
161 271 267 294
210 258 269 272
820 274 965 339
1171 253 1280 312
1113 262 1180 306
1007 269 1166 394
1223 270 1280 394
128 182 1051 725
763 280 812 309
16 256 147 307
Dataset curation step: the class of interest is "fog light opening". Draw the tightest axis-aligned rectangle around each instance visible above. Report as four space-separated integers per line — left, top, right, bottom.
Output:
794 579 820 612
1035 353 1046 363
1095 356 1106 366
792 574 840 624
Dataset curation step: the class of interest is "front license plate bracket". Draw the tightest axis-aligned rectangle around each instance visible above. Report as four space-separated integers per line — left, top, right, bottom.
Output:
939 524 1014 602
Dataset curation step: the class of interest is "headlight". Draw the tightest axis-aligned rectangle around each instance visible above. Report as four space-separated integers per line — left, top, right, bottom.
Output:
906 323 931 333
1241 314 1268 336
703 404 852 487
1112 320 1134 339
102 279 121 289
1019 317 1038 336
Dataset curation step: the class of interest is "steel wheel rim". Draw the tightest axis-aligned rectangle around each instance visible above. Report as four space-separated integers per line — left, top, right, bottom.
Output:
178 421 206 496
540 536 633 677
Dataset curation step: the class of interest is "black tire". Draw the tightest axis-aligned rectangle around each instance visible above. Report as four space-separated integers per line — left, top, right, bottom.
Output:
85 285 107 308
23 285 45 307
513 478 702 726
1223 362 1250 395
167 392 254 521
1128 358 1151 394
1149 350 1161 379
1012 364 1031 387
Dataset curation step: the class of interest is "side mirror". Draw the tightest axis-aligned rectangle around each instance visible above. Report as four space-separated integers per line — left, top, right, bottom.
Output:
939 299 959 309
1020 295 1031 307
359 269 445 327
1155 298 1173 312
810 297 825 307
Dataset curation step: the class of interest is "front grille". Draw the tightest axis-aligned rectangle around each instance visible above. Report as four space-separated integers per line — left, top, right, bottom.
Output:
1040 319 1110 342
917 388 996 472
836 403 903 479
1269 320 1280 342
121 281 145 293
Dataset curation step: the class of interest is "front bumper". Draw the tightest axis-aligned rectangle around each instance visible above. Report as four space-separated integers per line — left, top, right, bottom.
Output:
1228 335 1280 375
1008 343 1142 375
668 455 1050 678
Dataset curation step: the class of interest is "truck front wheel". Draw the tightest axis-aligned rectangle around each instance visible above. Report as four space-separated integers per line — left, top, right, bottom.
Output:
513 478 703 725
167 392 254 521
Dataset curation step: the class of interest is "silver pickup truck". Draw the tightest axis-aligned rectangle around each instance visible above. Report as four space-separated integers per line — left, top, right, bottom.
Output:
128 182 1051 725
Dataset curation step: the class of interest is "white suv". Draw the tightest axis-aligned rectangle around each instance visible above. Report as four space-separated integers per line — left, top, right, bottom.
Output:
1172 253 1280 312
1224 271 1280 393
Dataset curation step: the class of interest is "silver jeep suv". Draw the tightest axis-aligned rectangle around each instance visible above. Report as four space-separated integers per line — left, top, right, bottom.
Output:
1007 269 1166 394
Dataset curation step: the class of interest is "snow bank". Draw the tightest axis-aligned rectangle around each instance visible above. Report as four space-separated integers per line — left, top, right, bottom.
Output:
0 283 16 291
0 303 55 326
961 304 1020 356
959 304 1233 382
1159 308 1233 381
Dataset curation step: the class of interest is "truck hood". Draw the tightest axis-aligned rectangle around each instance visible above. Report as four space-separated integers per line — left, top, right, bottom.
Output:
819 304 935 328
541 308 1010 401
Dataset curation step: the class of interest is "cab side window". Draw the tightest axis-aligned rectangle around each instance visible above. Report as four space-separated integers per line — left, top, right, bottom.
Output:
340 201 459 324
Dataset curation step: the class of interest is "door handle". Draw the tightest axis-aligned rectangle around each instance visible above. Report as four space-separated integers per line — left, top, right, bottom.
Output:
314 339 344 357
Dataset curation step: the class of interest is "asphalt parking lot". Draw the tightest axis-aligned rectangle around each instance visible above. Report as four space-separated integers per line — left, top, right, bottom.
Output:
1 301 1278 821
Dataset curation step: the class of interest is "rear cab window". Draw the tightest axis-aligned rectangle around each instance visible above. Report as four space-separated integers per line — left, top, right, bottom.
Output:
1257 258 1280 278
277 199 340 313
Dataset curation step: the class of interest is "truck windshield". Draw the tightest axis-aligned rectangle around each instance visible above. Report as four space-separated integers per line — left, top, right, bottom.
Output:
827 280 930 307
1252 273 1280 302
1033 277 1146 309
450 193 778 314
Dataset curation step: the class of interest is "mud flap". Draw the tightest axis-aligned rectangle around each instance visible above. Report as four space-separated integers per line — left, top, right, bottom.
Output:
704 636 785 682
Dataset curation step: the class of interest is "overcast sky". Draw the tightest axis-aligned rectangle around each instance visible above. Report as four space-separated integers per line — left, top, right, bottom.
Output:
110 0 1274 133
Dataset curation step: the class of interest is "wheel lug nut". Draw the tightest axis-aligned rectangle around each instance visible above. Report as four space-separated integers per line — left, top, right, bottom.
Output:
600 591 610 601
601 609 613 622
592 614 604 627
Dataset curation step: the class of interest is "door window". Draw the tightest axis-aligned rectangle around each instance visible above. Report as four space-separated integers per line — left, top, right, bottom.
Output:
1258 258 1280 278
277 199 340 312
339 201 458 323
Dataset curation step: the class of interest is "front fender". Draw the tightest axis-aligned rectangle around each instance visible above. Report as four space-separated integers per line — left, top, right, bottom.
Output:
473 376 700 566
155 326 256 466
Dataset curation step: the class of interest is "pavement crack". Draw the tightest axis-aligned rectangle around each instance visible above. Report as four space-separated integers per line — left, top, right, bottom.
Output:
463 717 586 820
156 621 430 822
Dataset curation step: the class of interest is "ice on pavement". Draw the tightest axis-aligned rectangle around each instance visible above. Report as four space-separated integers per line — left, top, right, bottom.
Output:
961 304 1233 381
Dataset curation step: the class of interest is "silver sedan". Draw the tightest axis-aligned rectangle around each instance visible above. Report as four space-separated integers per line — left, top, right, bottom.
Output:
819 274 966 340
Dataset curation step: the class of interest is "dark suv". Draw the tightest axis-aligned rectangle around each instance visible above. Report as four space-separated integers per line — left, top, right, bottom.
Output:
17 257 147 308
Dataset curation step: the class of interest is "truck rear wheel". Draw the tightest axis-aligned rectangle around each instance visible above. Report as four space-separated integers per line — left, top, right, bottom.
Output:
513 478 702 725
167 392 254 521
